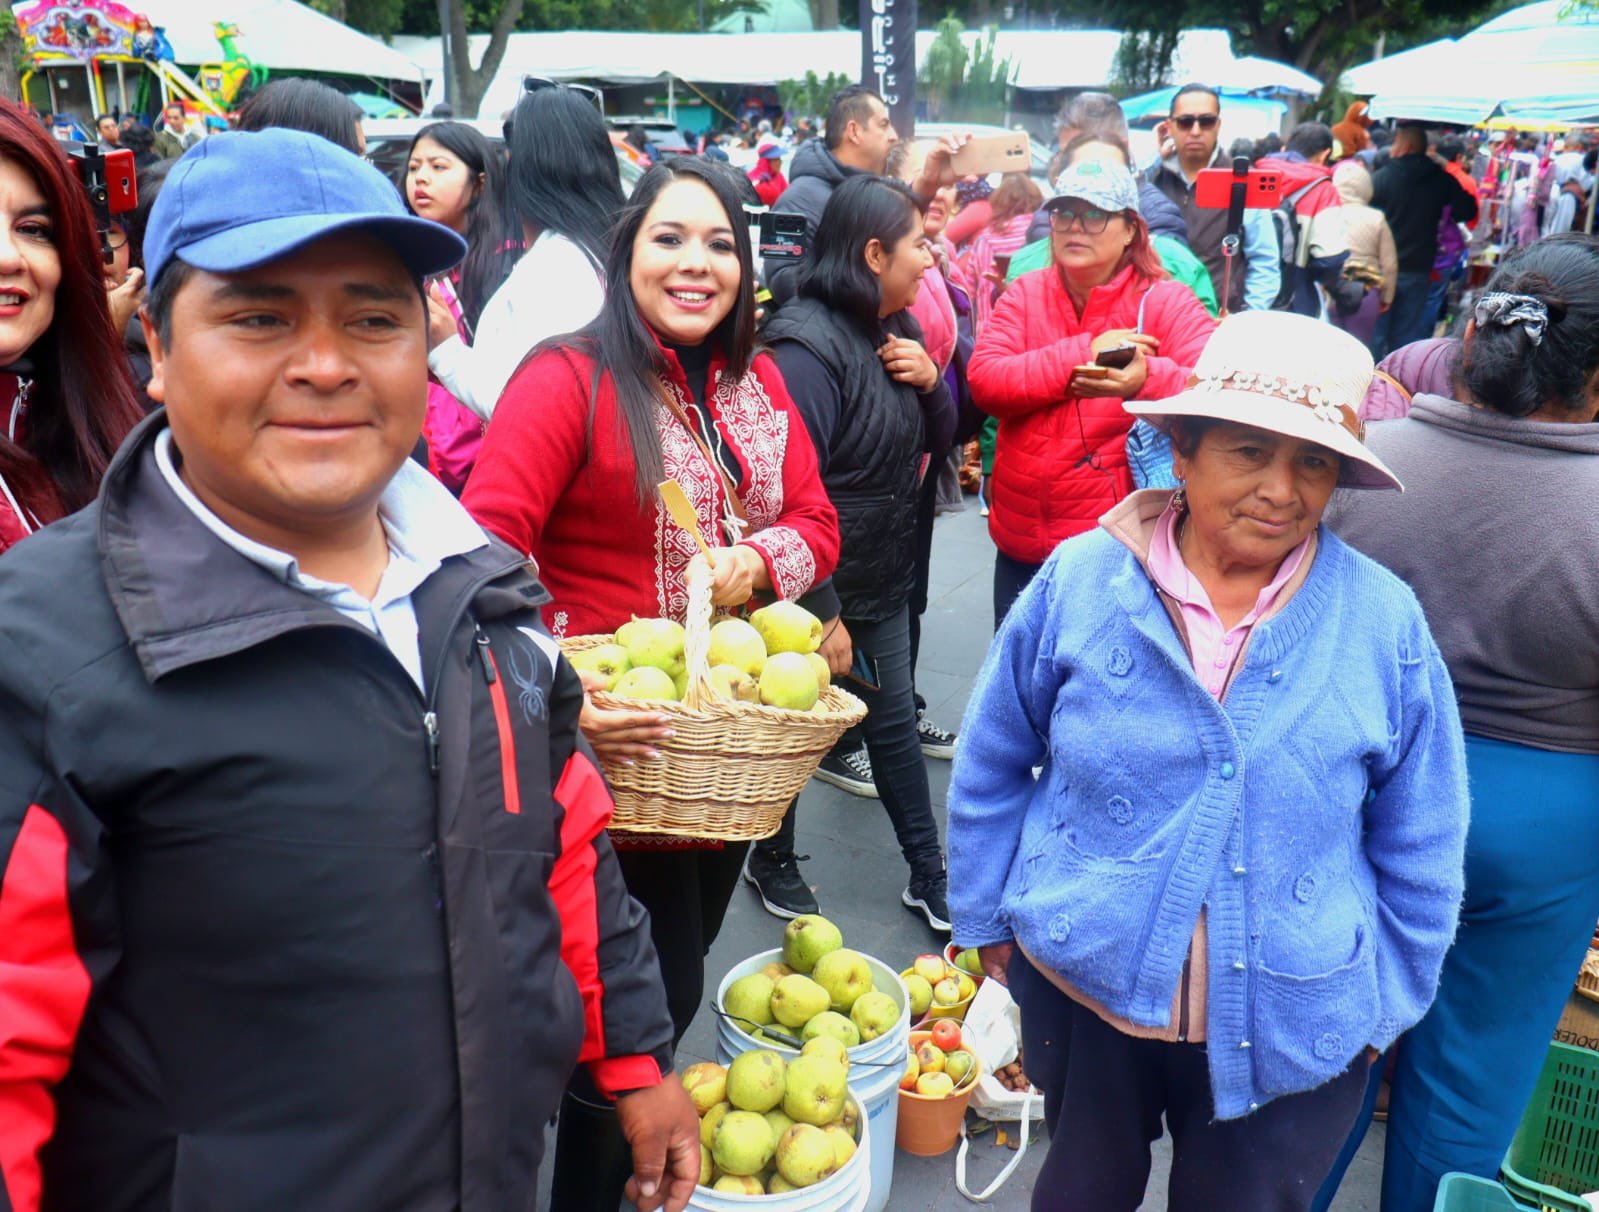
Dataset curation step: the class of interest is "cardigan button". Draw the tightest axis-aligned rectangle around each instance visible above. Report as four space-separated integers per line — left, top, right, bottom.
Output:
1219 761 1236 780
1249 1102 1260 1112
1239 1040 1252 1050
1268 670 1283 683
1233 960 1246 971
1233 865 1247 876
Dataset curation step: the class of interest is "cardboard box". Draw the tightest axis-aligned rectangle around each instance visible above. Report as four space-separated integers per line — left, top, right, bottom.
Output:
1554 989 1599 1052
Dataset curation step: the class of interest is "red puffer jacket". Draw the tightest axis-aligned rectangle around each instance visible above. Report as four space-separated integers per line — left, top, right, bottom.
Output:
969 264 1215 565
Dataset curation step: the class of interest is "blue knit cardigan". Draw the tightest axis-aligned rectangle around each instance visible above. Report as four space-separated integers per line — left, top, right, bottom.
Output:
948 523 1468 1119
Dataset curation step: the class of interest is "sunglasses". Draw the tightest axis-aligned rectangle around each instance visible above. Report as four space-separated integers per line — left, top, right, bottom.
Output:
1169 114 1220 132
1048 206 1114 235
522 76 604 112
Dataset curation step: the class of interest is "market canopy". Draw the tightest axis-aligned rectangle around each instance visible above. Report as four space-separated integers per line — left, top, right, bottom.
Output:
21 0 424 82
1360 1 1599 127
394 28 1321 120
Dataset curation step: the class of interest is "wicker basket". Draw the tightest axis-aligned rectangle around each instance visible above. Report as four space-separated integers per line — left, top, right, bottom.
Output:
561 568 866 841
1577 949 1599 1005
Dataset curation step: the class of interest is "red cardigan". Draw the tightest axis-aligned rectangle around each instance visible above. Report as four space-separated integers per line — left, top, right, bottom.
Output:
464 343 839 641
968 263 1215 565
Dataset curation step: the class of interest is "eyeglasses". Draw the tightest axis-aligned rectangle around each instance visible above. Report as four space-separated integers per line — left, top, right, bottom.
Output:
1048 206 1114 234
522 76 604 113
1170 114 1220 132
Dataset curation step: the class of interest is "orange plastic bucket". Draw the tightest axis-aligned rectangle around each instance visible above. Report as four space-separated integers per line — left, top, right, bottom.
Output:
895 1030 983 1157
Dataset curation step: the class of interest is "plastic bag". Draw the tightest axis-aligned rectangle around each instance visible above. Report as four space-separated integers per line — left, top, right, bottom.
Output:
954 976 1042 1202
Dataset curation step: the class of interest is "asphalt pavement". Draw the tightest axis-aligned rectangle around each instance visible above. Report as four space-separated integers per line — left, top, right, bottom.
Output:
595 497 1387 1210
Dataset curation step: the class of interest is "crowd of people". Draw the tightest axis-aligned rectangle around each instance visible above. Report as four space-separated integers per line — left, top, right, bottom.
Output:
0 68 1594 1212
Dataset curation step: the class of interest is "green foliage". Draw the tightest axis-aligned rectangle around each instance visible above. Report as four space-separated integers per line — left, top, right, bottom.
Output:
917 14 1014 123
310 0 408 38
777 69 852 117
394 0 759 35
1108 27 1181 96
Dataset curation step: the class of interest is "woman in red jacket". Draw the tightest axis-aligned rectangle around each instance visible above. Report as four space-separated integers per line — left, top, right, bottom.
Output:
968 160 1215 625
0 100 143 553
463 157 838 1212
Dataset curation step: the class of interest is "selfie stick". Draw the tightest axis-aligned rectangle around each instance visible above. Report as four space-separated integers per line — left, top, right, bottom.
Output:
1219 155 1249 319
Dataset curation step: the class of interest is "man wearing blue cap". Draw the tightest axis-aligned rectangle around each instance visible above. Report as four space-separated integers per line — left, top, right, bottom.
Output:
0 130 699 1212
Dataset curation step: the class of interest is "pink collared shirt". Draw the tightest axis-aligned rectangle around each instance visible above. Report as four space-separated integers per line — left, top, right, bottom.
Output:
1146 504 1311 699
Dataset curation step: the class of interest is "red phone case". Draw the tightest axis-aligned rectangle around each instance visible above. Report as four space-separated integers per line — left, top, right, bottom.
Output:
103 148 137 214
1193 167 1284 210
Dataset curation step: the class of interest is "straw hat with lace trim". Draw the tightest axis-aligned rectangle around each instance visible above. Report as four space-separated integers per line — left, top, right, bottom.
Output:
1124 310 1403 491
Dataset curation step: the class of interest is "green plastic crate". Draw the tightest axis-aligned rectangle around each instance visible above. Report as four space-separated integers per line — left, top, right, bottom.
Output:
1501 1041 1599 1212
1434 1173 1521 1211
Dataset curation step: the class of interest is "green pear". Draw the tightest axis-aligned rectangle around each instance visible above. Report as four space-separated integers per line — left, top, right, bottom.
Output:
782 914 844 974
750 601 824 654
726 1049 787 1113
811 948 873 1014
698 1142 714 1186
770 974 830 1029
823 1121 858 1169
775 1122 837 1188
800 1011 860 1049
760 960 795 983
707 664 760 704
849 991 900 1042
800 1035 851 1070
567 643 631 691
711 1109 775 1177
767 1173 799 1193
781 1054 849 1127
699 1100 731 1148
707 617 768 676
903 973 934 1020
612 665 679 702
759 652 820 711
805 651 832 692
763 1107 796 1142
711 1173 765 1195
723 972 776 1028
615 616 687 680
680 1062 727 1115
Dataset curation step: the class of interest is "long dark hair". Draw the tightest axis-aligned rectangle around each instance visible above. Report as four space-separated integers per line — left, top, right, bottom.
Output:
403 121 520 332
799 174 924 335
564 157 759 505
235 78 363 154
1460 233 1599 418
0 100 142 519
507 88 624 269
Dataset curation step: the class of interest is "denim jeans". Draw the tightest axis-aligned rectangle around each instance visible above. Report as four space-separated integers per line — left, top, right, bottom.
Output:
758 605 943 878
1373 270 1435 358
993 550 1043 632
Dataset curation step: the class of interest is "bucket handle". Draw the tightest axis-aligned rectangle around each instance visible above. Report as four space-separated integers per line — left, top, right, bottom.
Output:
954 1086 1036 1204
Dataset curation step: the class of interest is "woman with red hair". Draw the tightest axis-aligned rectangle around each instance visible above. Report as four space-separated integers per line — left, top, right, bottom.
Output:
0 99 142 553
968 160 1215 625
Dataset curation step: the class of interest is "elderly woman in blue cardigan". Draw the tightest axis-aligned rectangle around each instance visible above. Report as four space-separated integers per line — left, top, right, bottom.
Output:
948 311 1469 1211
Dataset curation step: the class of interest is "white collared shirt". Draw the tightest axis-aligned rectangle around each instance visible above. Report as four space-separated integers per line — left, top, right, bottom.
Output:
155 429 488 691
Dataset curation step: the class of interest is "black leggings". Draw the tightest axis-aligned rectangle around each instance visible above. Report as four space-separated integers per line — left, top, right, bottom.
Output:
616 841 750 1044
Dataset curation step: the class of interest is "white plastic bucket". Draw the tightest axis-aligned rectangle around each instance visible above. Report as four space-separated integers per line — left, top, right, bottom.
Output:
714 948 909 1212
686 1094 871 1211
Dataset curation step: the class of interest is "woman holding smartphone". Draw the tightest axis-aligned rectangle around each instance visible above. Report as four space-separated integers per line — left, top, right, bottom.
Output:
752 174 957 931
968 160 1214 626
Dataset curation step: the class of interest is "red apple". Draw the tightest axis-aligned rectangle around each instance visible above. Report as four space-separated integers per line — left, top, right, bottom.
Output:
930 1019 962 1052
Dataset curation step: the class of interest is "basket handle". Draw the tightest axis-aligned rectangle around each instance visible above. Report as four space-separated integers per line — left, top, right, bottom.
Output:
678 558 717 710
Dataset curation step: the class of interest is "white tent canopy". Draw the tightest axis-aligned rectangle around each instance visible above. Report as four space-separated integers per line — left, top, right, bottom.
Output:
394 28 1320 120
143 0 422 81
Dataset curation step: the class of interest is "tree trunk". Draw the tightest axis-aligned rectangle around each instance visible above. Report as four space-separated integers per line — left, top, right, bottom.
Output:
816 0 839 31
445 0 528 120
323 0 348 21
0 5 26 104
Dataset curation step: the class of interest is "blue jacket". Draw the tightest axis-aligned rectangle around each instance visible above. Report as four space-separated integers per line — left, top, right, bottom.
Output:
948 513 1468 1118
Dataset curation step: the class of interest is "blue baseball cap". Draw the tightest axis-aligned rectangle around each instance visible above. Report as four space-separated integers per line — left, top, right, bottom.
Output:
143 128 467 289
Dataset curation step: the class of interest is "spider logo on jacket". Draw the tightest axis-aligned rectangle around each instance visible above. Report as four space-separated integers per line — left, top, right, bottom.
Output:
503 638 548 725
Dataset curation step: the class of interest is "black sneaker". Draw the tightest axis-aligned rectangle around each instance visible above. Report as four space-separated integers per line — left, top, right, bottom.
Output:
903 871 952 932
916 712 957 760
811 746 878 798
743 849 819 919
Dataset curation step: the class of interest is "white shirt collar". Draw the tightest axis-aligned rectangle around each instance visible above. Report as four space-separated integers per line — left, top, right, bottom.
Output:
153 426 488 595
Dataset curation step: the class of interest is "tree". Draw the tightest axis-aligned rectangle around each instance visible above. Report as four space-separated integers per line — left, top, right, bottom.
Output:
308 0 408 37
778 69 852 118
0 4 25 103
918 15 1014 123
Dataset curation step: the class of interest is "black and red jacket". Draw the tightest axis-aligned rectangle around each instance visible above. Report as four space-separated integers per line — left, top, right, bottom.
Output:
0 415 674 1212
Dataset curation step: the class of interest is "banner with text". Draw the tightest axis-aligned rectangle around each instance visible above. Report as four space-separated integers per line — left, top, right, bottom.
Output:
860 0 916 138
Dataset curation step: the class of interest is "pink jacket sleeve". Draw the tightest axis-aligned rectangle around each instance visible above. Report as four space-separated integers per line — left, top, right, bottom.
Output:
1136 281 1217 400
967 274 1094 418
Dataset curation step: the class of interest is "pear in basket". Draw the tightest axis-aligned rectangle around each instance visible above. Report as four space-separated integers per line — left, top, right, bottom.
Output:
750 601 823 654
759 653 820 711
568 643 630 691
805 652 831 692
615 616 687 680
708 618 768 676
612 666 680 702
708 665 760 703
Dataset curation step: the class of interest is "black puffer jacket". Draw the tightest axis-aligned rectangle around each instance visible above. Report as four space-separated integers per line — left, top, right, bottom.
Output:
0 414 673 1212
765 297 950 622
765 141 869 306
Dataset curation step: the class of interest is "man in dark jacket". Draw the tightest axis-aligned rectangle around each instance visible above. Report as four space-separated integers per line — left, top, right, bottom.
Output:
0 128 698 1212
765 84 901 304
1372 123 1480 356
